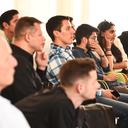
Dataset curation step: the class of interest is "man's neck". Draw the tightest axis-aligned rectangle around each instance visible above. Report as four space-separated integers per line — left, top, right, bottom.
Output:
14 40 34 55
63 86 83 109
76 45 88 53
54 39 71 48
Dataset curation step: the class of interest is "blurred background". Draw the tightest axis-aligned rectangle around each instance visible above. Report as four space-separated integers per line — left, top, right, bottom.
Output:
0 0 128 51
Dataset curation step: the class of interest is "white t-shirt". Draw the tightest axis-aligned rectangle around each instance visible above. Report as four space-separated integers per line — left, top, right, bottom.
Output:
0 96 30 128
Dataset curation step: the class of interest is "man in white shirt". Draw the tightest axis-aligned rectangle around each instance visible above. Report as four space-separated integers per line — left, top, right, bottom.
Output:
0 36 30 128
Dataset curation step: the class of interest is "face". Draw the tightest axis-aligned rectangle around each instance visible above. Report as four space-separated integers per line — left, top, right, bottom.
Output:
56 20 75 46
86 32 98 50
0 37 17 90
7 14 19 34
79 70 100 100
102 25 116 42
28 23 46 52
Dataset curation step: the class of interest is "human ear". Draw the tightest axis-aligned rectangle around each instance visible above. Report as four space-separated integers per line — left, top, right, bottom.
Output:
82 37 88 47
3 22 9 29
76 83 83 94
53 30 60 38
24 32 31 43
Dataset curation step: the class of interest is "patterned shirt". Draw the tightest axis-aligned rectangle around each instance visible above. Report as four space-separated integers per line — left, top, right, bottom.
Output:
46 43 75 86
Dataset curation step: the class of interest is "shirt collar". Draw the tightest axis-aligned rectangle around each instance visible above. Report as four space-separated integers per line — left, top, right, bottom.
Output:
51 43 72 53
11 44 33 65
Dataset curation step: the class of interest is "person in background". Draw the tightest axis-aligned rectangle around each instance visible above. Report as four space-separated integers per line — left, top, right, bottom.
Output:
73 24 117 83
118 31 128 56
97 20 128 74
0 9 19 43
45 15 75 86
16 58 99 128
73 24 128 128
2 16 48 104
0 36 30 128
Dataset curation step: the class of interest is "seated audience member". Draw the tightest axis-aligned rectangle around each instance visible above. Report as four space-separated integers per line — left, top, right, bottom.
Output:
2 16 48 104
0 36 30 128
97 20 128 74
16 58 99 128
73 24 111 81
73 24 128 128
0 9 19 43
45 15 75 86
118 31 128 56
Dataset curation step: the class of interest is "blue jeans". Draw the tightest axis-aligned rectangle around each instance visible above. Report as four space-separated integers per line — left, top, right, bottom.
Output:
96 94 128 128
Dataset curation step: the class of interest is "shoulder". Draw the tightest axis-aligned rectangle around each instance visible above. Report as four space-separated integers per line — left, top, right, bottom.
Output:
0 96 30 128
16 88 74 111
0 96 22 116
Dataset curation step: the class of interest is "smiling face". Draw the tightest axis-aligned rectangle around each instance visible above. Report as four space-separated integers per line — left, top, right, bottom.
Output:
0 37 17 91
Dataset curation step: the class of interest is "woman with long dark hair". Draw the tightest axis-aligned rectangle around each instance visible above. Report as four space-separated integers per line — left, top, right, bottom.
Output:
97 20 128 74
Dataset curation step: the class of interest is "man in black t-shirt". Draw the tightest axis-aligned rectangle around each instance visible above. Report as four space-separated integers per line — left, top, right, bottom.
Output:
16 58 99 128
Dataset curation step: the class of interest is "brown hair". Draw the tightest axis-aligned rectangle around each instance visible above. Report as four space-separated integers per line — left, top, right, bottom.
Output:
14 16 42 40
46 15 73 41
59 58 96 86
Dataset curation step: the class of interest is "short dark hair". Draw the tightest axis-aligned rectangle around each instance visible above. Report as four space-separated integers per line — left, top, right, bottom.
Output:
59 58 96 86
0 9 19 29
14 16 42 40
46 15 73 41
97 20 115 32
75 24 98 45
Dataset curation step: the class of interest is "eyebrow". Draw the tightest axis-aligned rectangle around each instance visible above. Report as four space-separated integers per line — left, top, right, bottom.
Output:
109 30 116 33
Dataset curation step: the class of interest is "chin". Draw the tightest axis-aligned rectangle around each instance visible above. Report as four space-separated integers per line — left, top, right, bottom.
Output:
90 96 96 99
6 77 14 86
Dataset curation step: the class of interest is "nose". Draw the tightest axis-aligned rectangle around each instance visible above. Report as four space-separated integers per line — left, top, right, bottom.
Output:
113 32 116 38
72 27 75 34
12 55 18 68
43 34 46 41
42 35 46 43
97 81 101 89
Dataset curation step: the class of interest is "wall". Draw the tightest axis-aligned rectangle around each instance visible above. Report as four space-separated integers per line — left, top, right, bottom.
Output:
12 0 89 52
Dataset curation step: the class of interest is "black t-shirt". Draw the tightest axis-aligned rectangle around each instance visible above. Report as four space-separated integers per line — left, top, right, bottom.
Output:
16 87 78 128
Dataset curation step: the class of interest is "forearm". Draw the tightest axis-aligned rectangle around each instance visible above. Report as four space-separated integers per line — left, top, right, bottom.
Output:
105 49 113 71
113 61 128 70
100 55 109 68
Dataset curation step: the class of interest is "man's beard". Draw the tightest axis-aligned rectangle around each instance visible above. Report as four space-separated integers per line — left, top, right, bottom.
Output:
86 41 91 50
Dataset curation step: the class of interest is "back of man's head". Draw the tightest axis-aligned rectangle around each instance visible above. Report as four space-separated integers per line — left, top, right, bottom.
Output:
46 15 73 41
75 24 98 45
59 58 96 87
0 9 19 30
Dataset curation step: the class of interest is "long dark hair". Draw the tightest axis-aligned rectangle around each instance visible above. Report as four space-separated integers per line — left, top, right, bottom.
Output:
97 20 122 62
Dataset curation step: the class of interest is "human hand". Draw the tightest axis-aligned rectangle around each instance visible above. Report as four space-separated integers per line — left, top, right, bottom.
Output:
102 89 119 100
123 60 128 69
103 73 117 81
104 34 114 48
90 41 105 55
35 51 48 71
